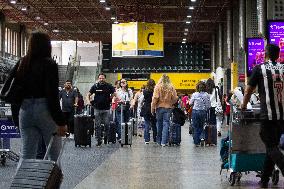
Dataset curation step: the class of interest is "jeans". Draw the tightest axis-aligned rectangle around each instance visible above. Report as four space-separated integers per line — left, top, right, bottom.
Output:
192 109 207 145
116 108 130 140
156 107 171 145
18 98 62 163
94 109 110 142
259 120 284 182
144 115 157 142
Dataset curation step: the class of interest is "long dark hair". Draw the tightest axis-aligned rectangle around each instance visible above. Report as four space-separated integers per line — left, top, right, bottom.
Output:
145 79 155 92
17 31 52 78
206 78 215 94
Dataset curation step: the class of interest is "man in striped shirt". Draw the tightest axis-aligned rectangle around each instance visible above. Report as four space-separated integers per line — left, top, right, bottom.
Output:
242 44 284 188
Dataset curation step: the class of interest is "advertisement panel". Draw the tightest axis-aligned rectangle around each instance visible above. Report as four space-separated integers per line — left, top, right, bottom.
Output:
112 22 137 57
246 38 265 76
151 73 210 90
268 21 284 63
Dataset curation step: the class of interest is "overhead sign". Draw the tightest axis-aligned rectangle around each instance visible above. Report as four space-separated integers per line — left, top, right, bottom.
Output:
246 38 265 76
112 22 164 57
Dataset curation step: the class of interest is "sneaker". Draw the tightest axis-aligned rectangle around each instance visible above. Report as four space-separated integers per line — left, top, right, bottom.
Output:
69 134 74 139
161 144 166 147
118 139 121 144
104 137 108 144
145 142 149 144
218 131 221 137
96 141 102 147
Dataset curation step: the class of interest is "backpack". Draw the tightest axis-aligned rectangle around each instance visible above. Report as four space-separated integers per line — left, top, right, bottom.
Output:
172 107 186 126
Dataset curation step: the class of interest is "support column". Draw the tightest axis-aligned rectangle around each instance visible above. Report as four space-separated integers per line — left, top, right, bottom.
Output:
227 9 233 62
239 0 246 50
257 0 267 37
218 23 223 67
211 33 216 71
0 13 5 57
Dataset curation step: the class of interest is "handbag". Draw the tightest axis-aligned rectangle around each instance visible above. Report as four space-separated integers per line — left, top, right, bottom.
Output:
0 62 23 104
214 87 223 116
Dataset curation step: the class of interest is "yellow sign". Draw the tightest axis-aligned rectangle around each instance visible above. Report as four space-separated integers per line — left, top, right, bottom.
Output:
137 22 164 51
231 62 238 90
151 73 211 90
117 74 147 90
112 22 137 56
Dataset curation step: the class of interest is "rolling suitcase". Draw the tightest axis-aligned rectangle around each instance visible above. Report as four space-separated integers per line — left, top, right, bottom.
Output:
204 124 217 146
131 109 138 136
120 104 132 147
169 122 181 146
108 110 116 144
74 106 93 147
10 134 66 189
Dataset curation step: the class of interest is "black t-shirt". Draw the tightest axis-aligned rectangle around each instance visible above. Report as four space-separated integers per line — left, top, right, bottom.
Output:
59 89 78 112
89 82 115 110
249 62 284 120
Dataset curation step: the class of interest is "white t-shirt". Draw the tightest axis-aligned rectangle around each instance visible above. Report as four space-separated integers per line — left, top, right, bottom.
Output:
116 88 133 102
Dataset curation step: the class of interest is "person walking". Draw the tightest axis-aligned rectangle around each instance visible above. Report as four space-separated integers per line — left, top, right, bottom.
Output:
189 81 211 147
59 80 78 138
86 73 115 147
14 31 67 168
242 44 284 188
151 74 178 147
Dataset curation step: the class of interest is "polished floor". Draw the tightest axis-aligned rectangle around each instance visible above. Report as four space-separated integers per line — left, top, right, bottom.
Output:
1 123 284 189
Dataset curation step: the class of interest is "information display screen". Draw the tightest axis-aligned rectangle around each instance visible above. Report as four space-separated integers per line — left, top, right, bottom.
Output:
247 38 265 76
268 21 284 63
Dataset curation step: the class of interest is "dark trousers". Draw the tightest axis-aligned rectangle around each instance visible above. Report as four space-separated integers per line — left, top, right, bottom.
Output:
260 120 284 182
63 111 74 134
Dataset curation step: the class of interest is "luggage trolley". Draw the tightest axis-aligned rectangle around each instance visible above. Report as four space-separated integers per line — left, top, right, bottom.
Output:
225 103 279 186
0 105 20 166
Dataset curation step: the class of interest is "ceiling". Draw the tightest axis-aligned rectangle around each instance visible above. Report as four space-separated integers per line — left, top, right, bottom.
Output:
0 0 232 43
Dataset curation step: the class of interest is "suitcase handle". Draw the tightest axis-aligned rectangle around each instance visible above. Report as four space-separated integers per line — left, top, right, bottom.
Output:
43 133 69 168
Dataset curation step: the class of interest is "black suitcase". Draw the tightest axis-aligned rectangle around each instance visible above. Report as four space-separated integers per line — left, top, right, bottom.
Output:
74 106 93 147
108 110 116 144
10 135 65 189
169 123 181 146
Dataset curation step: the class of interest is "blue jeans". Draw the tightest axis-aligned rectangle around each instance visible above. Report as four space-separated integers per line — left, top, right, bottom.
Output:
116 108 130 140
156 107 172 145
192 110 207 145
144 115 157 142
18 98 62 162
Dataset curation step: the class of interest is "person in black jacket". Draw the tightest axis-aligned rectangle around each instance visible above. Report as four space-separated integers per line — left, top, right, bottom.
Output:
142 79 157 144
15 31 67 167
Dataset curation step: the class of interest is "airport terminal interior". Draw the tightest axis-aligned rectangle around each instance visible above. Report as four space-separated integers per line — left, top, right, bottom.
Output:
0 0 284 188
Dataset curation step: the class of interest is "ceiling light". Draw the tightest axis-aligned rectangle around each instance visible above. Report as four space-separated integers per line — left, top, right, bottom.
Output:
44 22 49 26
187 15 192 18
186 21 191 24
100 0 106 2
53 29 60 33
21 7 27 11
182 41 186 44
105 7 111 11
183 38 186 41
185 28 189 31
114 21 119 24
184 32 188 35
189 6 194 10
191 0 197 2
35 16 40 20
10 0 16 4
111 16 116 20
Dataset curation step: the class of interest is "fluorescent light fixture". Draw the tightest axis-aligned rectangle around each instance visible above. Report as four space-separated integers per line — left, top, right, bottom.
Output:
185 28 189 31
111 16 116 20
187 15 192 18
10 0 16 4
21 7 27 11
105 7 110 11
182 41 186 44
53 29 60 33
189 6 194 10
184 32 188 35
100 0 106 2
186 21 191 24
35 16 41 20
44 22 49 26
114 21 119 24
183 38 186 41
191 0 197 2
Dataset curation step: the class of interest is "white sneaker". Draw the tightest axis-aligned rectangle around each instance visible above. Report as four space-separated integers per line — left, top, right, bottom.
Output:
145 142 149 144
161 144 166 147
69 134 74 139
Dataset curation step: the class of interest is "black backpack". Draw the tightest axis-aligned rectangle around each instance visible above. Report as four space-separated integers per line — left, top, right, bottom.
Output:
172 107 186 126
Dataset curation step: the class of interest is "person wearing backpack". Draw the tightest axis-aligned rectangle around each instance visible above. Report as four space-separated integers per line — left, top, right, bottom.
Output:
86 73 115 147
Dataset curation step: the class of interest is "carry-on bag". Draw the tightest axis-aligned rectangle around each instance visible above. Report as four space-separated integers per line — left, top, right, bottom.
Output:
10 134 66 189
131 109 138 136
204 124 217 145
74 105 93 147
169 122 181 146
108 110 116 144
120 103 132 147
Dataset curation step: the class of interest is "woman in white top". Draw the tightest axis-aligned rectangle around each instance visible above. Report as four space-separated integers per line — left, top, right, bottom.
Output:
206 78 223 137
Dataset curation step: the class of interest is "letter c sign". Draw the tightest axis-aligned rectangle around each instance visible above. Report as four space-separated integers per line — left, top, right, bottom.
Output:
147 33 154 45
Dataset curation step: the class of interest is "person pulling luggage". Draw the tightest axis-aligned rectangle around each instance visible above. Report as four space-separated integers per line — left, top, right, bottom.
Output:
86 73 115 147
